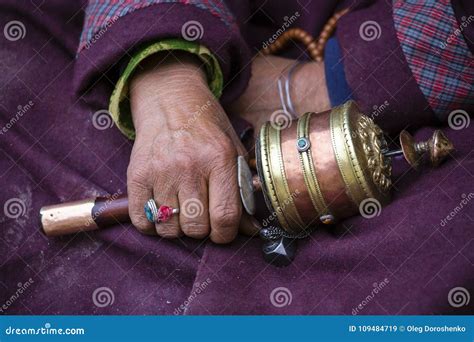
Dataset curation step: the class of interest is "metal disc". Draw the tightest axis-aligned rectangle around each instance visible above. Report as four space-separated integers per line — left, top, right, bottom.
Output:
399 130 420 169
237 156 256 215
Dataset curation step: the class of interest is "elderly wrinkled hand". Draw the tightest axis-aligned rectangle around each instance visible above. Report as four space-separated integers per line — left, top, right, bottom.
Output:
127 52 247 243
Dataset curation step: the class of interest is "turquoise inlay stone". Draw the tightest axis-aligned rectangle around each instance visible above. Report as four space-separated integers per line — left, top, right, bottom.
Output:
296 137 310 152
144 204 154 223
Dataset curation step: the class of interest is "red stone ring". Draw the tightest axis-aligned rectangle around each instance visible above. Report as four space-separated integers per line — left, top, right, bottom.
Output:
145 199 179 223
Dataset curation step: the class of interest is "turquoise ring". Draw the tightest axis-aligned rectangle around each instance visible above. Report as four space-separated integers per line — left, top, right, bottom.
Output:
144 199 159 223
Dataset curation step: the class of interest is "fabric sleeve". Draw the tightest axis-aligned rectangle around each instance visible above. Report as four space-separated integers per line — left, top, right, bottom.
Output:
73 0 251 108
324 36 353 107
392 0 473 122
108 39 223 139
335 0 473 134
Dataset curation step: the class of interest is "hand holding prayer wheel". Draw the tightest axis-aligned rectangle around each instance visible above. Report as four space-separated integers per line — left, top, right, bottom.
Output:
126 51 248 243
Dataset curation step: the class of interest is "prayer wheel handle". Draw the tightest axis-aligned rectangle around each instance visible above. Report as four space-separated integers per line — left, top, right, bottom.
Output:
40 195 130 237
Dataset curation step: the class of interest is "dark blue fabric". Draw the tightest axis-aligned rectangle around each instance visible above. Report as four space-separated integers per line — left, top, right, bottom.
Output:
324 36 352 107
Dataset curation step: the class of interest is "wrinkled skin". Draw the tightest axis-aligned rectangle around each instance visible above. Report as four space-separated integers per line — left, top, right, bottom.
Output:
228 54 330 134
127 52 330 242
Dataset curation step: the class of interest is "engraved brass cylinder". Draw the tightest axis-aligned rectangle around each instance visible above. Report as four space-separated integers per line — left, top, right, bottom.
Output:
256 100 392 235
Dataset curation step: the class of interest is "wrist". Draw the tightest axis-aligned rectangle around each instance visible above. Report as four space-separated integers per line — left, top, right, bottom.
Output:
132 51 206 83
292 62 330 114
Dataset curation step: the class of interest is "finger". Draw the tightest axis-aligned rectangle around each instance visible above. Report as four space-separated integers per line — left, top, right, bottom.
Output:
227 126 248 158
239 212 261 237
213 105 248 158
153 175 181 238
127 169 156 235
209 158 241 244
179 175 210 239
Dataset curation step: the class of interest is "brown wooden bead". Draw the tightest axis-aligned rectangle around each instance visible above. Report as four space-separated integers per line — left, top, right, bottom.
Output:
310 51 321 60
259 8 349 61
320 30 329 39
307 41 318 50
302 35 313 45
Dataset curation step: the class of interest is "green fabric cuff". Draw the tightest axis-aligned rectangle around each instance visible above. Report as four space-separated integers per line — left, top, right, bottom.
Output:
109 38 224 139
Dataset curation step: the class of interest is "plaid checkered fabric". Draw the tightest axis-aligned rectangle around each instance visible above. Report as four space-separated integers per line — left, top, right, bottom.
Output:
393 0 473 119
79 0 235 52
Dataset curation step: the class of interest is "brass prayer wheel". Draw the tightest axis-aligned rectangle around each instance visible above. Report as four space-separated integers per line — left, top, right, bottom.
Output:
256 100 393 235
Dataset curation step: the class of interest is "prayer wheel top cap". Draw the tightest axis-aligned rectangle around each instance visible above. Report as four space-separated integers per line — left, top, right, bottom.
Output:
400 129 454 169
329 101 392 204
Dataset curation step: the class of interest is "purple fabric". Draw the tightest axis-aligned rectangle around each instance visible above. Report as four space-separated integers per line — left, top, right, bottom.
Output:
451 0 474 54
1 0 473 315
78 0 237 52
75 1 251 105
335 0 435 134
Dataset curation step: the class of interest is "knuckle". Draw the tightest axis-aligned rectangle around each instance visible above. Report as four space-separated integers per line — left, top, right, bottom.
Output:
210 148 237 175
130 214 153 234
156 224 180 238
211 203 241 230
150 158 167 173
172 152 194 169
127 166 149 186
217 139 235 158
210 159 234 178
